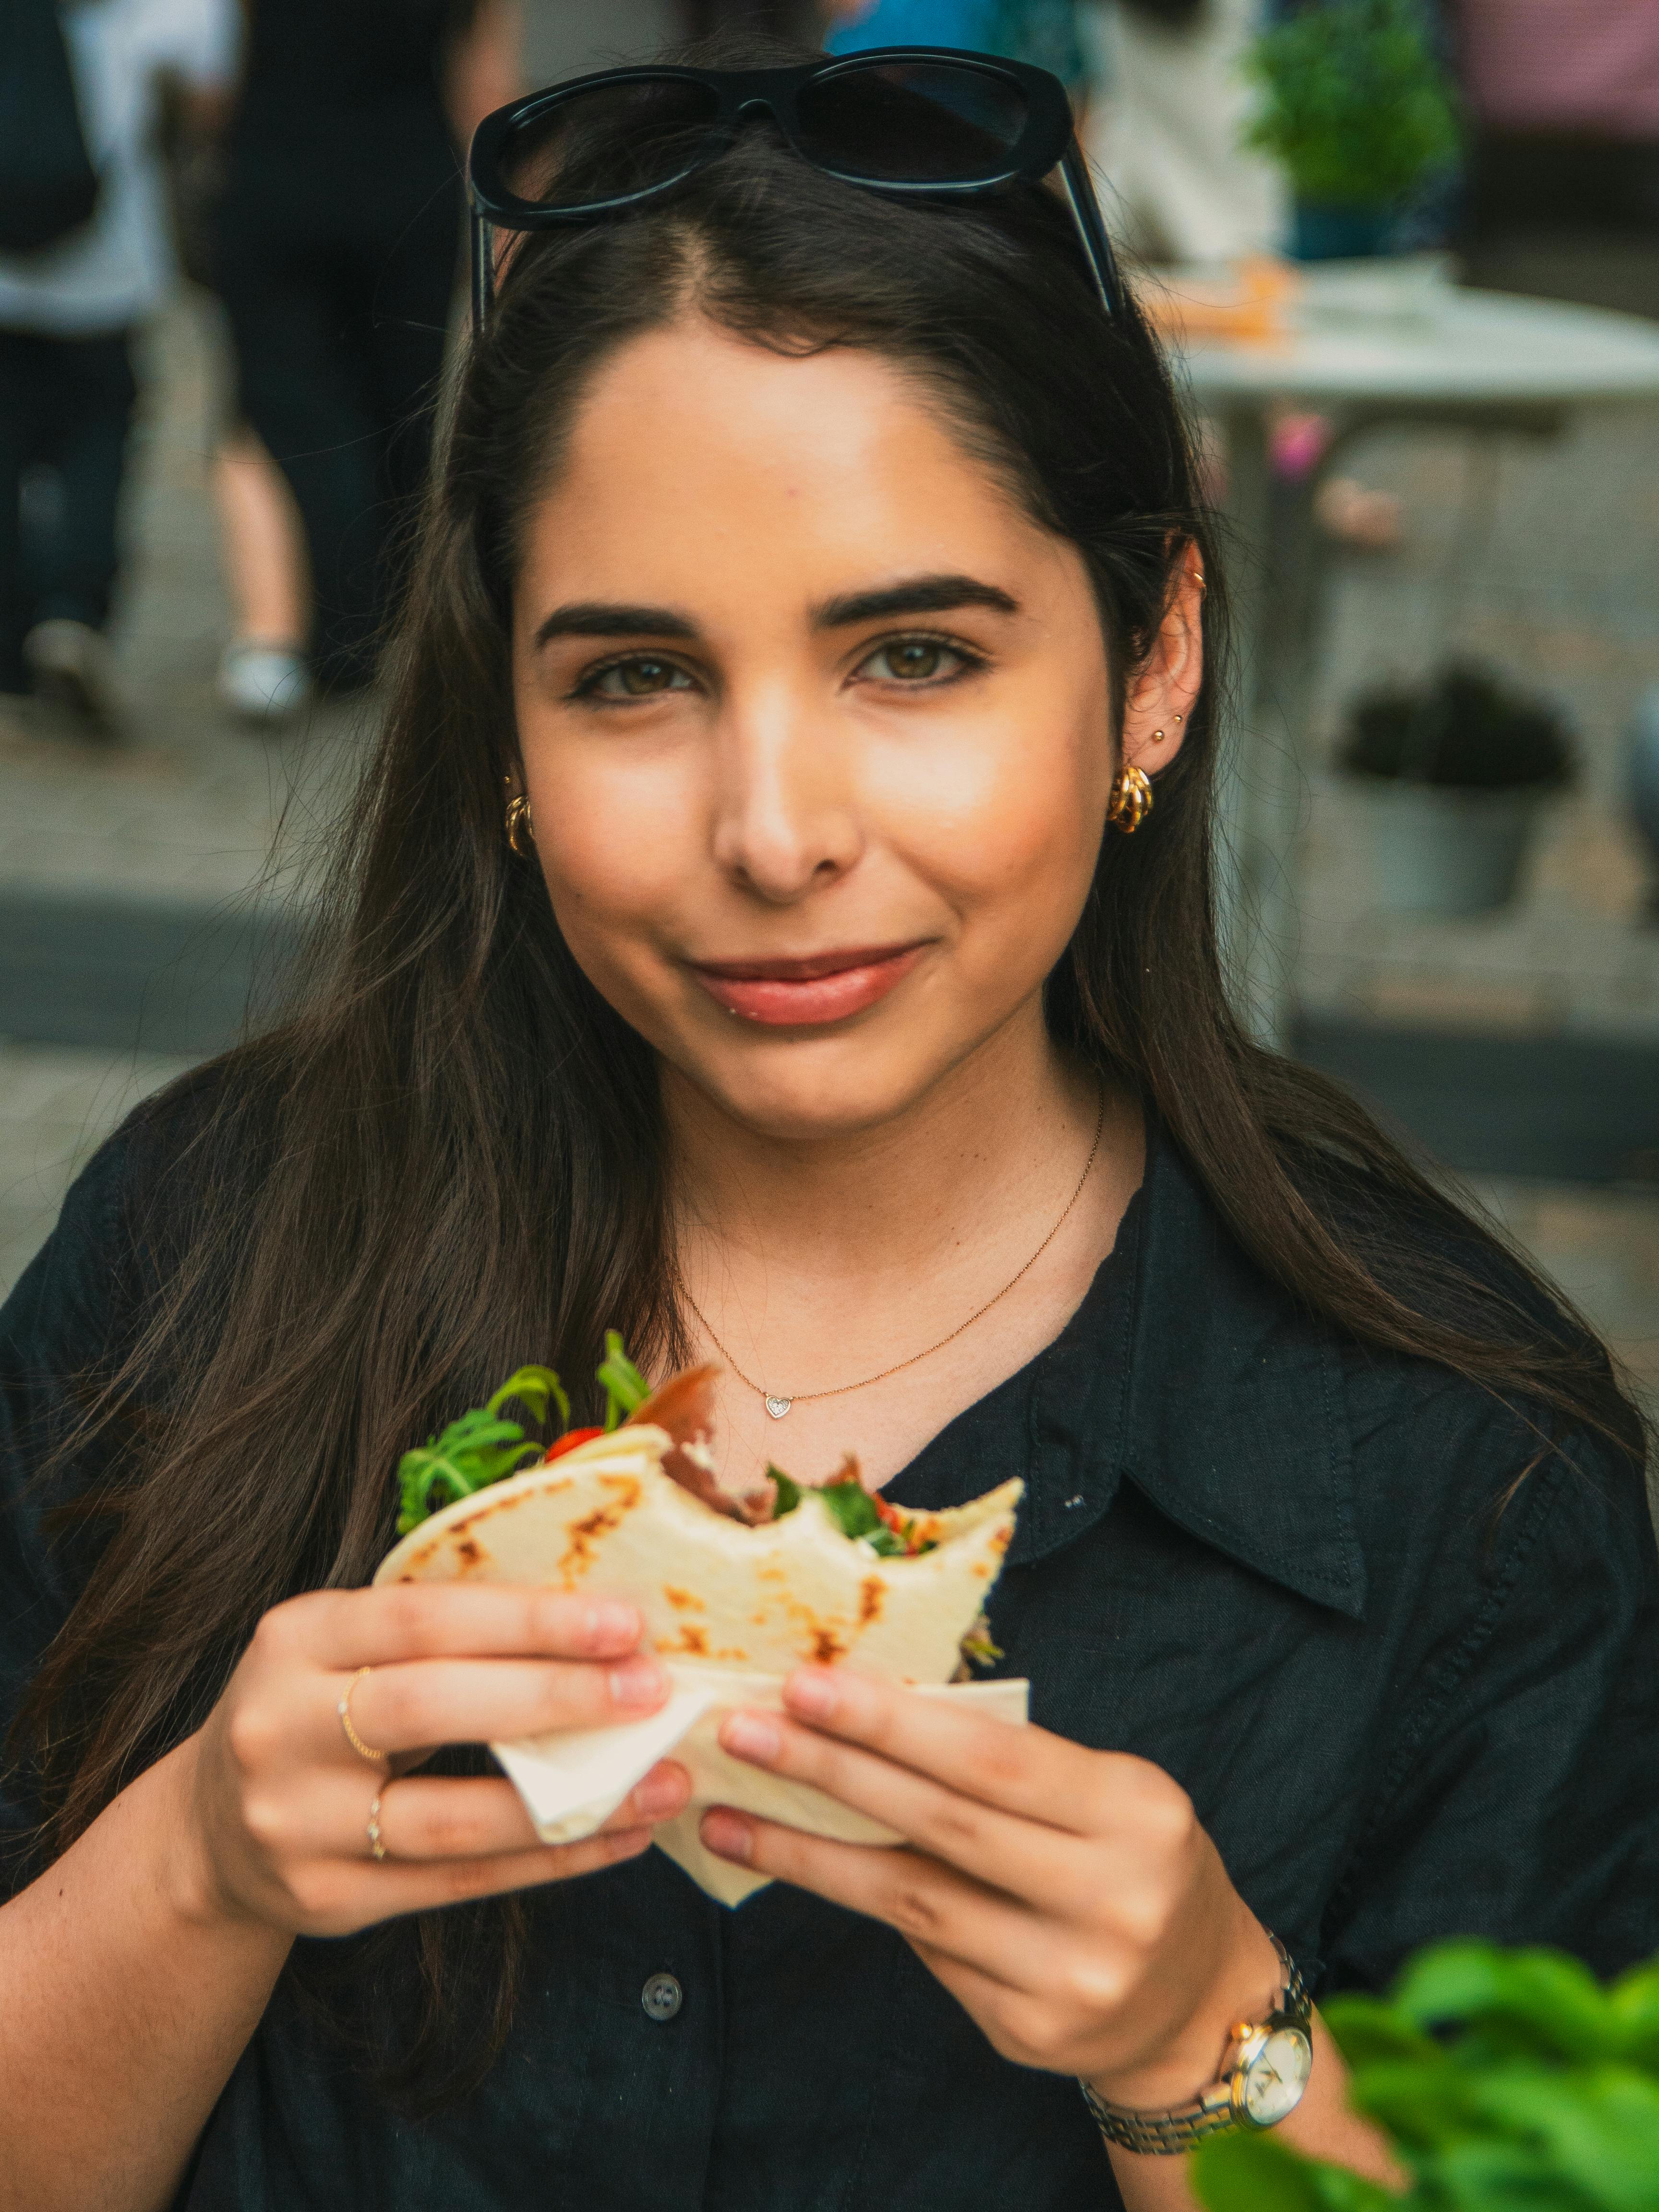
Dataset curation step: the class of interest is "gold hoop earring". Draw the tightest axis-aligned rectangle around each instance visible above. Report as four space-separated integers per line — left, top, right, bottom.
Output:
1106 763 1154 835
505 793 535 857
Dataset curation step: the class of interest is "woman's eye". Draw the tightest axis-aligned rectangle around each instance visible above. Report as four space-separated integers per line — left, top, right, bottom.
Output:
857 637 974 685
579 656 693 700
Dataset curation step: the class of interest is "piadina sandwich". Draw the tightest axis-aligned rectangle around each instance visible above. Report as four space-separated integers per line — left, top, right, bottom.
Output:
375 1337 1028 1903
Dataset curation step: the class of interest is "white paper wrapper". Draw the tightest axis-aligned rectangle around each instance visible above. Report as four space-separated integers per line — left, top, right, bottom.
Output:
493 1663 1031 1907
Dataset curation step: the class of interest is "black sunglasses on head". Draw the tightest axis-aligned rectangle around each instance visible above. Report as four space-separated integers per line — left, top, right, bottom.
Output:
467 49 1123 328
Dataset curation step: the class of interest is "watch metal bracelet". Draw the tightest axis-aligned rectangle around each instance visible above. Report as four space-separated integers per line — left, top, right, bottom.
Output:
1079 1935 1312 2157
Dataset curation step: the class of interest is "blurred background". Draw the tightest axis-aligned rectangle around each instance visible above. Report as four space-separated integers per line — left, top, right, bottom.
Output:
2 0 1656 1440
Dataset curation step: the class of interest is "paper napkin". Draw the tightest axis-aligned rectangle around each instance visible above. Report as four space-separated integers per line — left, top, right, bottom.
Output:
493 1664 1030 1907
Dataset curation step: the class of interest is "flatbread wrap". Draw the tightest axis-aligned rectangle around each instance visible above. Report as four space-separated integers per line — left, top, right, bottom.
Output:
374 1342 1027 1903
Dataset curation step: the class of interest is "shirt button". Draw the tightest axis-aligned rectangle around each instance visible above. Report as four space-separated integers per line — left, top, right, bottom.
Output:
640 1972 683 2022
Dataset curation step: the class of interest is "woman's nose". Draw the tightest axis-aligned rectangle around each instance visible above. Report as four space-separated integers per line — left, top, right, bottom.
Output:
709 693 864 903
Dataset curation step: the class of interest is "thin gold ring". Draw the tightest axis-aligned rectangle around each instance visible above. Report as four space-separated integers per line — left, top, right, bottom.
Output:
337 1666 388 1767
367 1791 387 1862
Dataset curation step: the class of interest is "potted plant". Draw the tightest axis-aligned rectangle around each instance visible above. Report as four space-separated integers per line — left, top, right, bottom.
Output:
1194 1938 1659 2212
1337 663 1577 918
1243 0 1460 262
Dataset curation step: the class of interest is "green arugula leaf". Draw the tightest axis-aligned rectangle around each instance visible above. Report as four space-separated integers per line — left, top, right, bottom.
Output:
396 1410 544 1534
487 1364 569 1432
598 1330 650 1431
816 1475 882 1541
864 1526 909 1558
395 1364 576 1534
767 1466 803 1518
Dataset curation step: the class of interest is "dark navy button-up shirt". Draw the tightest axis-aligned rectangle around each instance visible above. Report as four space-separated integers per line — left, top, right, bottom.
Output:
3 1117 1656 2210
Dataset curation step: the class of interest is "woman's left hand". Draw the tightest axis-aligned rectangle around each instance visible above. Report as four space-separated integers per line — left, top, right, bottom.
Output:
702 1667 1283 2107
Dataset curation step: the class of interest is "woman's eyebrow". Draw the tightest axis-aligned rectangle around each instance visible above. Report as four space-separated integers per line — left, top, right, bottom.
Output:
812 575 1021 628
534 602 699 647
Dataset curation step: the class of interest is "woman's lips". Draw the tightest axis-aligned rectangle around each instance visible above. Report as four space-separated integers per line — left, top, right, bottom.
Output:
690 942 928 1027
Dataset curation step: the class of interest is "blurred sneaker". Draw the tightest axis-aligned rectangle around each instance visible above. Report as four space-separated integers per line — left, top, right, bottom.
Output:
218 639 313 725
23 619 120 730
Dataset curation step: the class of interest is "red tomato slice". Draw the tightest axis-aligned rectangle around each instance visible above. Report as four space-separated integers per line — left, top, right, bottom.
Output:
542 1426 605 1463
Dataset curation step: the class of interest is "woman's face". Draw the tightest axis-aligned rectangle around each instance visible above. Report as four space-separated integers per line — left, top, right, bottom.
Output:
512 318 1154 1142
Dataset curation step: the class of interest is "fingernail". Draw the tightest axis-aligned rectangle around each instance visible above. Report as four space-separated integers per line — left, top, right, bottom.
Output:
610 1655 667 1707
701 1809 752 1863
785 1668 836 1721
586 1600 639 1649
720 1710 781 1763
634 1766 689 1819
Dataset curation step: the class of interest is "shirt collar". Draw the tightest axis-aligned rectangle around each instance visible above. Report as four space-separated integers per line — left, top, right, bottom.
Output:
894 1124 1366 1619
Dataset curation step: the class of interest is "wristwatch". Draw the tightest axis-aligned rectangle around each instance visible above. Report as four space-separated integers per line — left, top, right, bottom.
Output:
1079 1935 1313 2156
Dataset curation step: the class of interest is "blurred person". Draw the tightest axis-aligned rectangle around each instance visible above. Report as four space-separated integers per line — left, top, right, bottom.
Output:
0 0 238 732
824 0 1001 48
211 430 314 724
1079 0 1285 263
155 84 320 727
1457 0 1659 320
824 0 1090 94
214 0 519 697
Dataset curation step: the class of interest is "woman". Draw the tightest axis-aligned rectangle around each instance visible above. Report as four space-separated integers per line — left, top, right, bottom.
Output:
1 42 1654 2212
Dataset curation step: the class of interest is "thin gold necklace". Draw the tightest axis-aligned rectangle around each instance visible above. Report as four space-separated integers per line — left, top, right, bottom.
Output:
679 1091 1106 1419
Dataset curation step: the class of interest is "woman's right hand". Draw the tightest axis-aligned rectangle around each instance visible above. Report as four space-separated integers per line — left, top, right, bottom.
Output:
180 1585 688 1938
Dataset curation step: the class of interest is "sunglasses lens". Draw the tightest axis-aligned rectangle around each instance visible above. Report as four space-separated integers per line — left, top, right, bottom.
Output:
495 76 722 210
795 61 1029 184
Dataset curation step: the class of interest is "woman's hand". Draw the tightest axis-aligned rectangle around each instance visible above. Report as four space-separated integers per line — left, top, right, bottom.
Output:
181 1585 690 1939
702 1667 1280 2108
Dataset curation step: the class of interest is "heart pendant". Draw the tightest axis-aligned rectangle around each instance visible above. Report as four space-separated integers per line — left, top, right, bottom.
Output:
764 1395 792 1419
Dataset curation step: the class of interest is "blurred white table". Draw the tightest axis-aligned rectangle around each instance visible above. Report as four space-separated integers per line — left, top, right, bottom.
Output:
1167 278 1659 1046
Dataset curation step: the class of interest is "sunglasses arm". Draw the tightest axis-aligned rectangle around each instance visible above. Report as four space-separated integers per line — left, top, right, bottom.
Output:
470 206 497 329
1058 142 1121 317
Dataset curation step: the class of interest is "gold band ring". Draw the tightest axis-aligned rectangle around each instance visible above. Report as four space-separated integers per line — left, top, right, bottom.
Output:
337 1666 388 1767
367 1791 387 1862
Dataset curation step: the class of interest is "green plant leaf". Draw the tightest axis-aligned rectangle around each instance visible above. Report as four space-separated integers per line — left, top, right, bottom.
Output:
1467 2066 1659 2212
597 1331 650 1431
1394 1944 1617 2065
1243 0 1459 208
1324 1992 1441 2069
1198 1944 1659 2212
1349 2055 1479 2152
1193 2130 1396 2212
1608 1957 1659 2072
1427 2137 1593 2212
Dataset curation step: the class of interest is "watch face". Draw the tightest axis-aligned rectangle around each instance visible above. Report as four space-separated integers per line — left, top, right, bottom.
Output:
1240 2025 1313 2127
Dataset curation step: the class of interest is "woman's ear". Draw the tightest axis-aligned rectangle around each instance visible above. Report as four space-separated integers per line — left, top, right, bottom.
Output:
1120 552 1205 778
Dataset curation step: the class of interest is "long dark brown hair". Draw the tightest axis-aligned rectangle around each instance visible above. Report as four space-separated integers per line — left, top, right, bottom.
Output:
12 42 1645 2109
